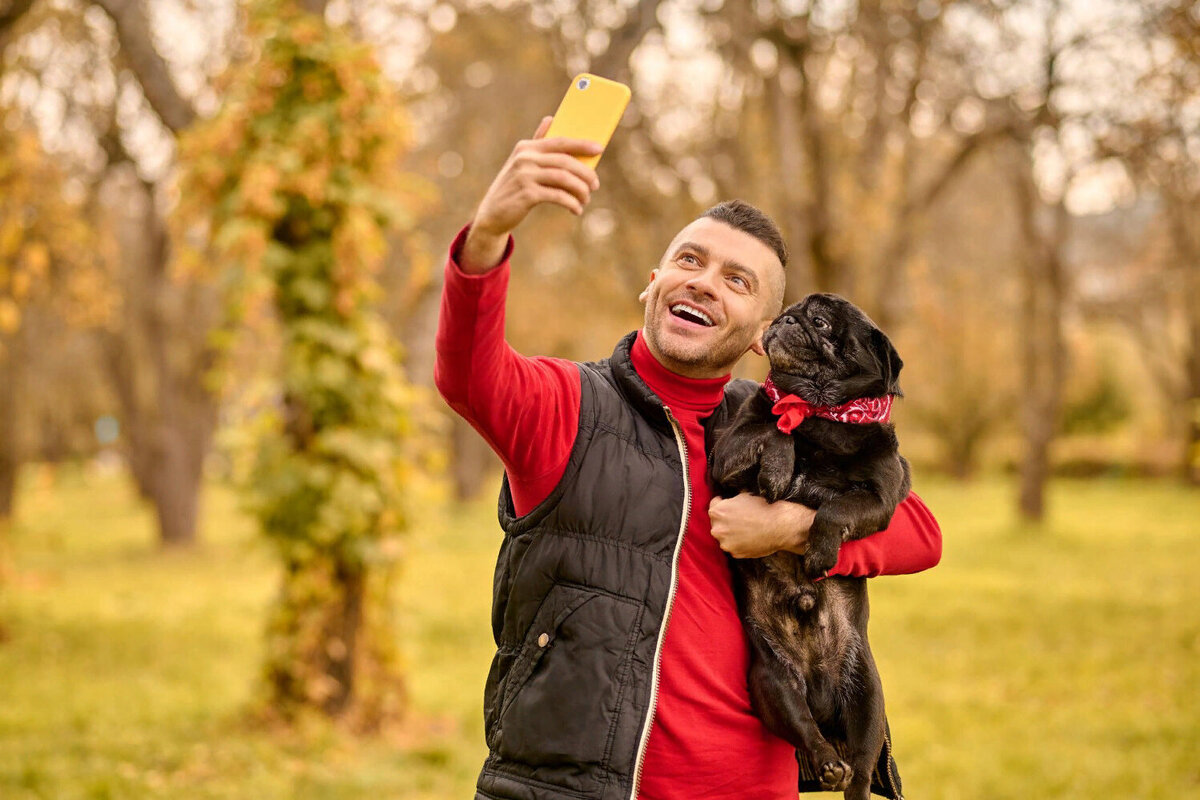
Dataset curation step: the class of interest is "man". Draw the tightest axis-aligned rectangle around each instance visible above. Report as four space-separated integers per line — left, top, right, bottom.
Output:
435 118 942 800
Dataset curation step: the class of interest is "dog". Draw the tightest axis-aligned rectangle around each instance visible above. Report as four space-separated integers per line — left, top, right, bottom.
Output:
710 293 910 799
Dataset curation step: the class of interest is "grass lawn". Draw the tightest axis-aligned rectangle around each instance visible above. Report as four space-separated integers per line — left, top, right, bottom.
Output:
0 466 1197 798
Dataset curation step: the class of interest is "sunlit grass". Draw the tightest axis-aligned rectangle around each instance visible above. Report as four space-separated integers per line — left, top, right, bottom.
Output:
0 466 1197 798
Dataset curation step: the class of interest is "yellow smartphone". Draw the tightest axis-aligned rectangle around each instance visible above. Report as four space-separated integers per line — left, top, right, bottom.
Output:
544 73 631 170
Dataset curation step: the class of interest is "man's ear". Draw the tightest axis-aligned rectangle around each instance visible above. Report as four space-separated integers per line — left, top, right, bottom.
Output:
638 269 658 304
749 320 769 357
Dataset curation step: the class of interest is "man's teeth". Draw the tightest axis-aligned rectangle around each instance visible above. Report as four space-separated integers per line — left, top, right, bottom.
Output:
671 303 714 326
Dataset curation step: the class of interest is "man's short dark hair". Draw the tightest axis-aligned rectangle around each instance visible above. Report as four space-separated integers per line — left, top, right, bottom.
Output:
701 200 788 268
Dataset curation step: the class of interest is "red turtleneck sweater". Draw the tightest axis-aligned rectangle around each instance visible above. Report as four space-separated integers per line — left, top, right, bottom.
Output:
434 226 942 800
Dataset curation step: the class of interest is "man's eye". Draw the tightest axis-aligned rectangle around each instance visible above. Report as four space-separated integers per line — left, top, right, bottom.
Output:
679 254 700 266
728 275 748 289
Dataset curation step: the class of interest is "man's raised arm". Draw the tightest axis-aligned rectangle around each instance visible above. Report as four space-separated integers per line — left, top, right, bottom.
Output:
456 117 600 274
434 119 603 514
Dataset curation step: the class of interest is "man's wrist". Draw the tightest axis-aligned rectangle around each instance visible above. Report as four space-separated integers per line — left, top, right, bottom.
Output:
459 221 510 275
774 501 814 555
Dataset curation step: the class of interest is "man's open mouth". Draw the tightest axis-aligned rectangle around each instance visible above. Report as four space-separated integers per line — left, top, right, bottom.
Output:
670 302 715 327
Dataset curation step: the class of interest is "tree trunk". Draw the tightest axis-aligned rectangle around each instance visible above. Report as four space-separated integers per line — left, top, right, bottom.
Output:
1184 292 1200 486
0 334 24 522
1168 196 1200 485
1014 166 1067 523
0 359 18 521
152 426 204 546
322 562 364 716
451 415 497 502
99 168 219 547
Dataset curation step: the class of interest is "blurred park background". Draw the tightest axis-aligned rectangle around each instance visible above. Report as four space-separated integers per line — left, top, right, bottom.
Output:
0 0 1197 797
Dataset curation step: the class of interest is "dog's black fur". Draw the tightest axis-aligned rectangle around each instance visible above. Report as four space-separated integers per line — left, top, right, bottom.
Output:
710 293 911 798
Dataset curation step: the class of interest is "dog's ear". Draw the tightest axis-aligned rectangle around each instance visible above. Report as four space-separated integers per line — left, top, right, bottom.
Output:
871 327 903 397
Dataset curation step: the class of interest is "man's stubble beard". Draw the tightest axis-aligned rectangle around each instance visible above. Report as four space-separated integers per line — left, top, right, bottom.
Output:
643 301 758 377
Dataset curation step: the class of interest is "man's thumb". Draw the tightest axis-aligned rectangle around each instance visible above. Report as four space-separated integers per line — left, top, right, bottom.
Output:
533 116 553 139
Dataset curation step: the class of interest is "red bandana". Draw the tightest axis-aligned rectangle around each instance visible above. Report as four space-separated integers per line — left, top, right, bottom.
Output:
762 376 894 434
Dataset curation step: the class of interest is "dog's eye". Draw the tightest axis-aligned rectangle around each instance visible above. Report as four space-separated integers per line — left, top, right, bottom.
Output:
812 316 830 331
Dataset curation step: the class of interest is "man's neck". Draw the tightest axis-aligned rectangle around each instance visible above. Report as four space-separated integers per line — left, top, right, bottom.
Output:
632 330 730 413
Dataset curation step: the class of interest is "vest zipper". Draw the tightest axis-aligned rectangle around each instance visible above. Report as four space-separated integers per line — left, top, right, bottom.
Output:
882 719 903 799
628 406 691 800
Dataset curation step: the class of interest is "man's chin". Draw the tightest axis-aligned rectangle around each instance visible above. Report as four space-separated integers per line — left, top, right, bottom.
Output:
648 326 728 371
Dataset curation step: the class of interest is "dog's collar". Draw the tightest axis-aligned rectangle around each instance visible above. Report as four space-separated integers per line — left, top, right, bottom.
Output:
763 375 894 434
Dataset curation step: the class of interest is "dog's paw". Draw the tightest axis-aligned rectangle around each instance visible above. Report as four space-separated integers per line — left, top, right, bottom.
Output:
711 443 761 488
757 462 792 503
818 759 853 792
802 540 839 579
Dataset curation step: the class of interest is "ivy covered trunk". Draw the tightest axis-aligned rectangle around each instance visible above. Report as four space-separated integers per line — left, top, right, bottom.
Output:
175 0 429 724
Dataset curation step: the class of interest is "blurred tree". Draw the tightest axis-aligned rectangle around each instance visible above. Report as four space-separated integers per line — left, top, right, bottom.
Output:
1095 0 1200 484
0 0 34 57
89 124 225 546
694 0 1012 328
175 0 430 725
904 197 1021 480
947 0 1159 519
0 0 229 545
0 119 115 521
83 0 223 546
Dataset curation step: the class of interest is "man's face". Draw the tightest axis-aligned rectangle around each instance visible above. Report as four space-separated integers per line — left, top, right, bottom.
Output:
639 217 784 379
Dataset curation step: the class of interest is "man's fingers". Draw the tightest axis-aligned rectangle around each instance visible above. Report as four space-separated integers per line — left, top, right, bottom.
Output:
531 136 604 158
536 168 594 207
535 185 585 216
530 151 601 190
532 116 553 139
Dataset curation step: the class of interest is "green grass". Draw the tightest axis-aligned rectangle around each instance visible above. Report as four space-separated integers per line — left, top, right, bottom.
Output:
0 466 1197 798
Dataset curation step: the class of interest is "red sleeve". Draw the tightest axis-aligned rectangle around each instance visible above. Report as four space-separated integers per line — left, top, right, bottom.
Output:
433 224 581 516
827 491 942 578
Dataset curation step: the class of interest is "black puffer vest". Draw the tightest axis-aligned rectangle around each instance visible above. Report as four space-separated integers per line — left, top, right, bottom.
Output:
474 332 902 800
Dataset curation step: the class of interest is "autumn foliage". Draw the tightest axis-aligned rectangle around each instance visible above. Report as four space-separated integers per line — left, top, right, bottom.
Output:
173 0 429 725
0 122 114 351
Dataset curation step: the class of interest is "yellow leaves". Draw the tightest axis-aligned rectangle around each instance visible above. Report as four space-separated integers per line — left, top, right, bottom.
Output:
292 162 329 207
239 160 285 219
301 73 328 103
0 218 22 259
0 298 19 334
0 119 115 334
23 242 49 279
10 268 32 301
290 16 323 46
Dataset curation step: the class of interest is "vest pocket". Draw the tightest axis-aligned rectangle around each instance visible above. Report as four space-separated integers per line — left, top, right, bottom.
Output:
493 582 642 779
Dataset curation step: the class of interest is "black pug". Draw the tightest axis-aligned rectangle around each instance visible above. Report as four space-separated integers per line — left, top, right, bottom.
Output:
710 293 910 799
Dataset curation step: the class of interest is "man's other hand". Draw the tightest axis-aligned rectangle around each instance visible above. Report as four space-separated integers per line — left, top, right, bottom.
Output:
461 116 602 273
708 493 815 559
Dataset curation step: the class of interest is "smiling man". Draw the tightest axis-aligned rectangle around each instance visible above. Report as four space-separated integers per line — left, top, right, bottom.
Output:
435 119 941 800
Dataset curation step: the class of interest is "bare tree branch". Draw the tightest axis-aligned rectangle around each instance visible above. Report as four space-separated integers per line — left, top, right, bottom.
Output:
91 0 196 132
0 0 35 58
590 0 660 80
298 0 328 16
873 122 1013 309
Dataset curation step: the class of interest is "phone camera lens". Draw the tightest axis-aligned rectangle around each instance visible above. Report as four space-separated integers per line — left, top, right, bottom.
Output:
577 77 590 90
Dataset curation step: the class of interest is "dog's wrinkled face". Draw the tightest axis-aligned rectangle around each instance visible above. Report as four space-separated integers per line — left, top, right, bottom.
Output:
762 293 903 406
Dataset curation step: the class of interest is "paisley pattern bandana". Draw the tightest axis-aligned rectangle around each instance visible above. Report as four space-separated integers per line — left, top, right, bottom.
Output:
762 375 894 434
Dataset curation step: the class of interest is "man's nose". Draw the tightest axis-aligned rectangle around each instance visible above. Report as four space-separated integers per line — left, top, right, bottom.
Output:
684 266 721 298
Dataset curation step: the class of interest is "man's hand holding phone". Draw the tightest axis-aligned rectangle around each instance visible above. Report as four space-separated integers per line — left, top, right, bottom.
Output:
460 117 602 274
